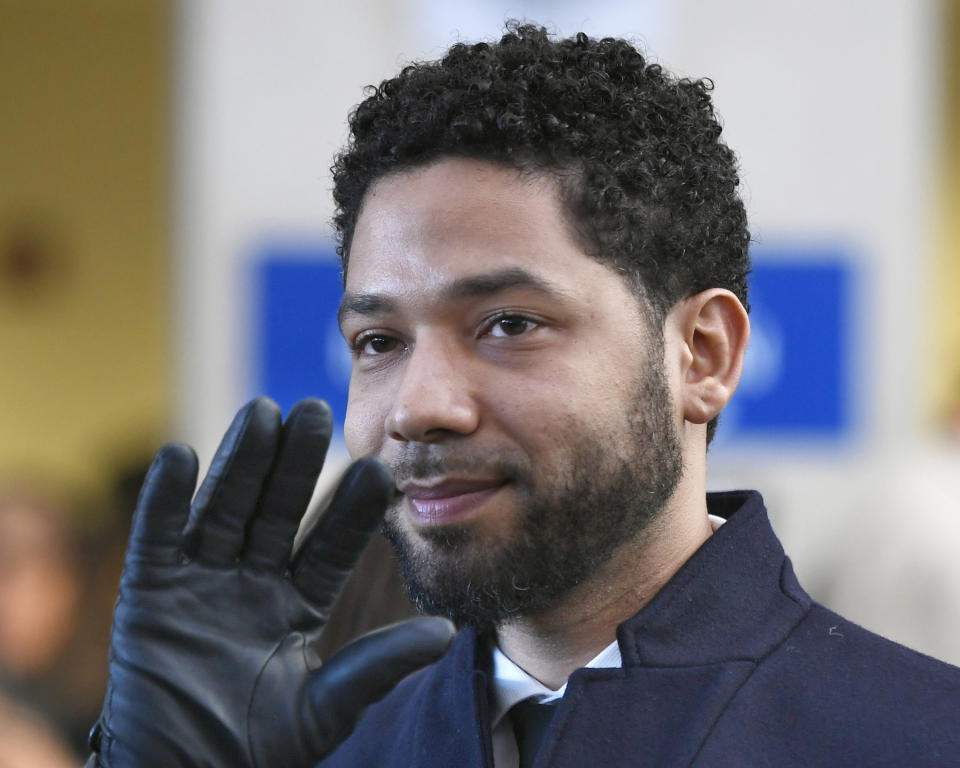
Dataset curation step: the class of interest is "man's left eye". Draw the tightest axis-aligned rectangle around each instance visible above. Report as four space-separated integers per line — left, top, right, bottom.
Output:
487 316 536 337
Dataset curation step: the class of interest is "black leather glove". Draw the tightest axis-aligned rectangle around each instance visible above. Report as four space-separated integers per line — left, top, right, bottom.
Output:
88 397 455 767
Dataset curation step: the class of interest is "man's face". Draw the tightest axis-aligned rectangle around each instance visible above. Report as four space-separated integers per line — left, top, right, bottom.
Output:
341 157 682 631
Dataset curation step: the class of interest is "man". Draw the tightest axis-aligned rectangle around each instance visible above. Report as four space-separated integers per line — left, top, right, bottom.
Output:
89 24 960 767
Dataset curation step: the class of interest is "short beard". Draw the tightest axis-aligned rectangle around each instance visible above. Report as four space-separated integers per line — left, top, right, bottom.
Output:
382 358 683 635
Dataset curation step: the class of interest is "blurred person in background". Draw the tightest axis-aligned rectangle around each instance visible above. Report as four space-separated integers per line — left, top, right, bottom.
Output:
0 696 76 768
0 489 87 764
0 470 138 766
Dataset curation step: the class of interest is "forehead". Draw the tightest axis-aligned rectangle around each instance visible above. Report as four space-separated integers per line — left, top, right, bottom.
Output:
344 157 611 299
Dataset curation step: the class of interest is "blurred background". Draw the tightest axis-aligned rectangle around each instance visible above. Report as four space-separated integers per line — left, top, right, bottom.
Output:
0 0 958 761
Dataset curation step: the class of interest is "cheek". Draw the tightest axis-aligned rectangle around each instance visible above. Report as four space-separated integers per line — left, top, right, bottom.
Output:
344 384 385 458
513 354 640 438
490 365 595 444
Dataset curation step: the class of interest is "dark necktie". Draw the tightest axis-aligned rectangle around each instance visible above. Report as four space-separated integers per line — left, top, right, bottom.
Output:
510 698 559 768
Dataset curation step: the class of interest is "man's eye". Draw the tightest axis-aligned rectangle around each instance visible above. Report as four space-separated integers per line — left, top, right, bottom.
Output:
356 335 401 355
487 316 536 338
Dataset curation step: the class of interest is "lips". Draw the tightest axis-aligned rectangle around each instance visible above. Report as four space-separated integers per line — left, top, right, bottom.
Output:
398 478 506 525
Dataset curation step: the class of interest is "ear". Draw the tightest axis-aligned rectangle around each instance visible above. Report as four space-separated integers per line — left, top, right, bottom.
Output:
669 289 750 426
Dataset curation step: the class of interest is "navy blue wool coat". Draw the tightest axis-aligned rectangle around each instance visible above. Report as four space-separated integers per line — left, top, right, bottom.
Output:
320 491 960 767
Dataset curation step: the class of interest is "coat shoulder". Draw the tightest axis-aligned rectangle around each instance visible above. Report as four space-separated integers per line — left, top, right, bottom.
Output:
780 602 960 701
699 602 960 766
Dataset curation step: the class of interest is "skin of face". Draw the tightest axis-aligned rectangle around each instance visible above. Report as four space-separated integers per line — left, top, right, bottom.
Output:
340 155 686 604
340 156 750 684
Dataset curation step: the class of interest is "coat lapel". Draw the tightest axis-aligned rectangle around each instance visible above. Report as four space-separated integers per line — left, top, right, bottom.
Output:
539 662 756 767
538 491 812 767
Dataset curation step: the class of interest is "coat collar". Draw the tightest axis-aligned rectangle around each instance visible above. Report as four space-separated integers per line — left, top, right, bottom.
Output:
614 490 810 667
443 490 810 671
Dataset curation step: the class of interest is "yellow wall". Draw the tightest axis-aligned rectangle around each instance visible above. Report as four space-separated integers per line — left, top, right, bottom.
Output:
0 1 171 501
931 0 960 428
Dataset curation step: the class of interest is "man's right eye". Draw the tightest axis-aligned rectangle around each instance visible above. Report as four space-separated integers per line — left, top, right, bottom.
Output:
354 334 402 356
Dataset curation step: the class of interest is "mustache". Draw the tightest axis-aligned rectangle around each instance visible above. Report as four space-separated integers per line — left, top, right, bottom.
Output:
387 446 531 486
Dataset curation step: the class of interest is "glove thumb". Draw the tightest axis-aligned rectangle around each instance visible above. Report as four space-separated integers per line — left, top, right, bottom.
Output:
307 617 456 752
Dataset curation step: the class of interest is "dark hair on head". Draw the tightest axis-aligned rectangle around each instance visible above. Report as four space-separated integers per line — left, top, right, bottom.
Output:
332 22 750 443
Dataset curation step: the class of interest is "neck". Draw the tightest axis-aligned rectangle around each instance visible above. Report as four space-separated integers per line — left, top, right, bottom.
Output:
494 481 712 689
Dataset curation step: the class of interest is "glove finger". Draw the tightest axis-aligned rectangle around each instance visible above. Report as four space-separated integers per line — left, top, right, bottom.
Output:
243 399 333 572
185 397 282 565
126 443 198 565
291 456 392 611
307 617 456 748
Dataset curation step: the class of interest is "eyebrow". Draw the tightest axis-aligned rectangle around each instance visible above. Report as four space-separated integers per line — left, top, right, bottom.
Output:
337 267 570 328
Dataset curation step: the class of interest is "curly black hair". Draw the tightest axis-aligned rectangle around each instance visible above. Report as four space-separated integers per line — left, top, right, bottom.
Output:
332 23 750 442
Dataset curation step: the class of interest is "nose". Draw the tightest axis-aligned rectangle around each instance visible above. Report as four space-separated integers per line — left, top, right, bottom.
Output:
385 336 480 443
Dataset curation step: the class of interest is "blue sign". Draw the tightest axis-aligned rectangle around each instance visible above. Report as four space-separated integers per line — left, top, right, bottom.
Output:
718 248 856 444
251 245 351 436
251 242 856 445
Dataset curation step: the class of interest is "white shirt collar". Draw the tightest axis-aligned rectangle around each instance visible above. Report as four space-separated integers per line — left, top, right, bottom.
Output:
489 637 620 730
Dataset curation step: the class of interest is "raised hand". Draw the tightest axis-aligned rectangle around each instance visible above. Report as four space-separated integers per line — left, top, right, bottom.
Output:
88 397 454 767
